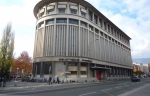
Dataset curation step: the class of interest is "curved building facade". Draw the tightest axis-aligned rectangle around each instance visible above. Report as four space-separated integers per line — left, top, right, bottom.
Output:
32 0 133 81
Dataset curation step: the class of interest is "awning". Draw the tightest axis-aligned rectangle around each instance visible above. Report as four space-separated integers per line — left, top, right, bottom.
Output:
91 66 111 70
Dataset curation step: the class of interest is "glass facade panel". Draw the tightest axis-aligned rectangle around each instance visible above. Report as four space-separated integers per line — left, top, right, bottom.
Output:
88 10 93 21
70 9 77 14
46 19 54 25
95 28 99 34
56 18 67 23
81 21 87 27
89 25 93 31
69 19 78 25
94 15 98 24
47 10 54 14
59 9 65 13
81 12 86 17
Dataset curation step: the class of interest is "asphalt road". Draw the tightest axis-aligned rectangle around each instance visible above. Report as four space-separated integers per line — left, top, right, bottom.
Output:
0 78 150 96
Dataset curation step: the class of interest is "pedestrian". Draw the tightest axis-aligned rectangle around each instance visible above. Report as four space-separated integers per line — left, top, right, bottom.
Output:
0 76 2 87
49 76 52 85
57 76 60 84
3 76 6 87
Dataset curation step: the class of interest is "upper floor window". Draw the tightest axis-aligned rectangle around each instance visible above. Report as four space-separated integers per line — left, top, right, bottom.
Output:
89 25 93 31
105 34 107 38
88 10 93 21
59 9 65 13
108 25 110 32
81 21 87 27
94 15 98 24
69 19 78 25
47 9 54 14
56 18 67 23
46 19 54 25
99 18 102 27
100 31 103 36
38 22 44 28
70 9 77 14
111 27 114 35
109 36 111 40
104 22 107 30
95 28 99 34
81 12 86 17
114 29 116 36
39 12 44 18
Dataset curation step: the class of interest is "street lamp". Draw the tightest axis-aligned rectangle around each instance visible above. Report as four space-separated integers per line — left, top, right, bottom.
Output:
22 69 24 77
86 38 99 78
49 66 51 78
87 38 99 57
17 68 19 78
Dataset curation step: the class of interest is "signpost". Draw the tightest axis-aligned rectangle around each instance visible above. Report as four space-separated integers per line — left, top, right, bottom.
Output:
65 71 71 83
49 66 51 77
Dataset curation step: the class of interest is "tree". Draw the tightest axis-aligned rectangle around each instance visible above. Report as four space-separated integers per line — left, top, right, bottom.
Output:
134 70 145 76
0 23 15 77
12 51 32 76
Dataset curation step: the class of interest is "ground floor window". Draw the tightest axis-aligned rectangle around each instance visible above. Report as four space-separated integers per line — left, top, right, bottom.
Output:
70 71 77 75
81 71 87 75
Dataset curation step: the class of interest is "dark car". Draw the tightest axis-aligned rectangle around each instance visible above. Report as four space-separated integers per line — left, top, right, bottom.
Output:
131 76 140 82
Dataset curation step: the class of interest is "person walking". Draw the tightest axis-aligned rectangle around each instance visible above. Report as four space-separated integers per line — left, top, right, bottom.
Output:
57 76 60 84
49 76 52 85
0 76 2 87
3 76 6 87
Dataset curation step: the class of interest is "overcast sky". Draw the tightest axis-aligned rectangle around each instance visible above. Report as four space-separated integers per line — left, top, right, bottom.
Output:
0 0 150 59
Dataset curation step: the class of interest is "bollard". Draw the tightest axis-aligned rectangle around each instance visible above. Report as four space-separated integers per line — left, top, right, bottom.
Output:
14 81 18 87
1 82 3 87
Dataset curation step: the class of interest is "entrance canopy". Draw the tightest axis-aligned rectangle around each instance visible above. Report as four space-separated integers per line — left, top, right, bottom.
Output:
91 66 111 70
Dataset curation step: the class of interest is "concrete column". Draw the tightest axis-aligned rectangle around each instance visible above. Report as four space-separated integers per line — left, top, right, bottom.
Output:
32 63 35 77
118 68 120 77
65 62 68 72
121 68 124 76
87 63 90 78
77 62 81 77
112 67 114 76
116 67 118 76
128 69 130 76
124 69 127 76
52 62 55 78
94 64 96 77
40 62 43 78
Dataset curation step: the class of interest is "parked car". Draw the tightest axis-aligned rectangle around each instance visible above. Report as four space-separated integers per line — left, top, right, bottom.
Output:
131 76 140 82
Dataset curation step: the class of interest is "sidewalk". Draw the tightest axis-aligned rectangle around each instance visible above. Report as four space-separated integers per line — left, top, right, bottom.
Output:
0 80 110 90
0 79 128 91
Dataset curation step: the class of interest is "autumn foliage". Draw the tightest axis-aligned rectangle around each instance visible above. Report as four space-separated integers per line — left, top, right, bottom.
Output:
12 51 32 76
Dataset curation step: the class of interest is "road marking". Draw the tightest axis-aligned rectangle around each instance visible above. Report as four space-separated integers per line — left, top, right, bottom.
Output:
101 88 112 91
103 91 114 96
118 84 148 96
79 92 96 96
115 86 122 89
124 85 129 87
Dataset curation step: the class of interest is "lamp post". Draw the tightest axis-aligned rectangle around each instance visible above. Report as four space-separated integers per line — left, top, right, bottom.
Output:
17 68 19 78
22 69 24 77
87 38 99 57
87 38 99 78
49 66 51 77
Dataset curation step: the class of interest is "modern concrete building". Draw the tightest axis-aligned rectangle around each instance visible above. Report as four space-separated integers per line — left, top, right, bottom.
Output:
32 0 132 82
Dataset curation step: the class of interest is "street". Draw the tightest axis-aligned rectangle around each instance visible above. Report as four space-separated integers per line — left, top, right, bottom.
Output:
0 78 150 96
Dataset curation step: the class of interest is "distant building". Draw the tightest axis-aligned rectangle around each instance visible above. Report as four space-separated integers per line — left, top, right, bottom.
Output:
148 63 150 72
132 63 140 72
133 62 149 74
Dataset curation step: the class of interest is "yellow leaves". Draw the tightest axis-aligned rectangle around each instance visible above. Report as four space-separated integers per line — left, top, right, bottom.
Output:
13 51 32 74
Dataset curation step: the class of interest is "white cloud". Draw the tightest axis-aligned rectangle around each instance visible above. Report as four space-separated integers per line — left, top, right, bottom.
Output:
0 0 40 57
0 0 150 59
